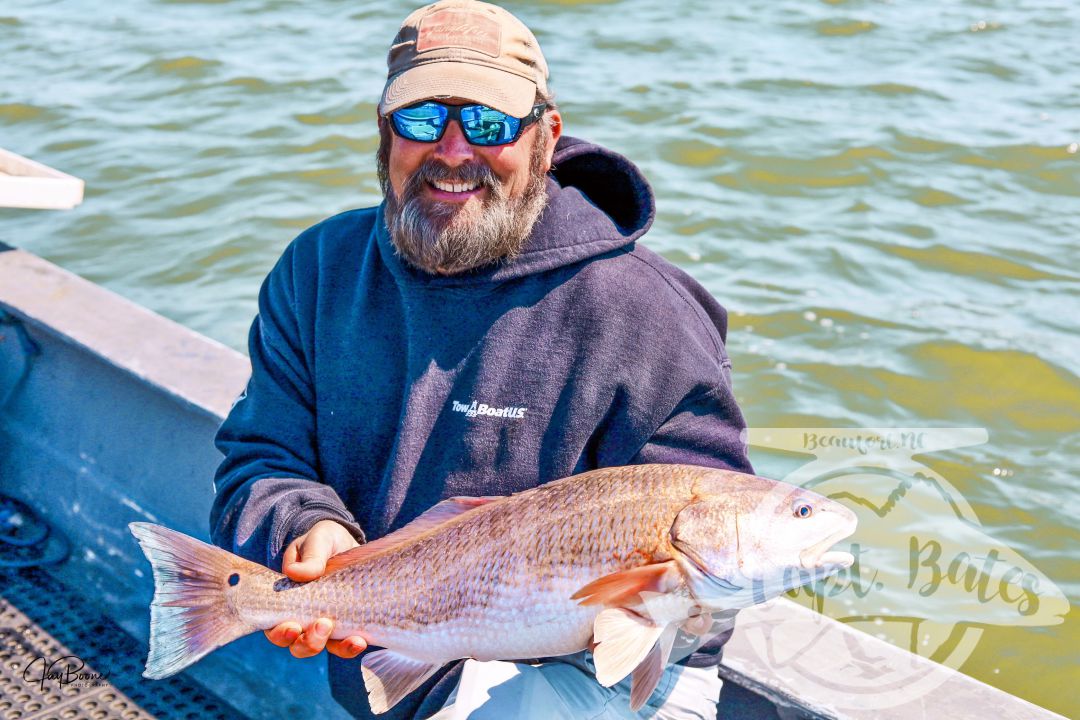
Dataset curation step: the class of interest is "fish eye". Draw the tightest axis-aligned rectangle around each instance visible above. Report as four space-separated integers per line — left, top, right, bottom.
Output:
793 503 813 519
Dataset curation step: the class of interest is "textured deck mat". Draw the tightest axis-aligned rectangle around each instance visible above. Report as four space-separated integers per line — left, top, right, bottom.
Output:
0 568 246 720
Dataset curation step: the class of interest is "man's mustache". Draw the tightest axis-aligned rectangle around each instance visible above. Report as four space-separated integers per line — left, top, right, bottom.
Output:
409 159 499 194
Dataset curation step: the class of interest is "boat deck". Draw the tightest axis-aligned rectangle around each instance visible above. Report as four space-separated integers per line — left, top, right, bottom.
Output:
1 568 242 720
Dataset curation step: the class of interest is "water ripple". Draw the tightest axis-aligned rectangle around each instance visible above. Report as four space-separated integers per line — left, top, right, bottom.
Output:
735 78 948 100
813 19 877 37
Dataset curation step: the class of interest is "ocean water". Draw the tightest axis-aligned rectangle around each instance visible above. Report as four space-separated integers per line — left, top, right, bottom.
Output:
1 0 1077 716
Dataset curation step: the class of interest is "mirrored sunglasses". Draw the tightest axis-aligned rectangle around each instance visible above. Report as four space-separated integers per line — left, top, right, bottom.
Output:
389 101 547 147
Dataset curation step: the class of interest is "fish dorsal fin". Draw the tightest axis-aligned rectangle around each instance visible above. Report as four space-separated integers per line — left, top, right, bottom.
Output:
591 608 664 687
629 623 678 711
570 560 680 607
360 649 441 714
325 496 501 574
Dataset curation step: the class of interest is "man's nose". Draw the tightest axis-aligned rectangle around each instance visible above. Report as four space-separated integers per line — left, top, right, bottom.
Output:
433 119 474 165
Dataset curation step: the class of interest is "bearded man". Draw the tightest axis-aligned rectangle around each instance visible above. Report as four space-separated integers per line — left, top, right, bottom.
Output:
210 1 753 718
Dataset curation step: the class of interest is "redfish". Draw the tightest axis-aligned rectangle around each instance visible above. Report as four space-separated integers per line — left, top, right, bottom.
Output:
130 464 856 714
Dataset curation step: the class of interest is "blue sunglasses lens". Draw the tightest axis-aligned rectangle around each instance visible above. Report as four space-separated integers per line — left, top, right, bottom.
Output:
460 106 521 146
391 102 523 146
392 102 449 142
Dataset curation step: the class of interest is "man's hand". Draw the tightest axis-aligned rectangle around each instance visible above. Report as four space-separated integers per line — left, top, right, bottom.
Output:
264 519 368 659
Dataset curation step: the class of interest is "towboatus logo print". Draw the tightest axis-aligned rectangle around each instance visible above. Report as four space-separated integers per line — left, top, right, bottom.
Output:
451 399 527 420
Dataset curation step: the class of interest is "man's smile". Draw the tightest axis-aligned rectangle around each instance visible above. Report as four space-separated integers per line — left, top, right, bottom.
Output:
426 179 486 203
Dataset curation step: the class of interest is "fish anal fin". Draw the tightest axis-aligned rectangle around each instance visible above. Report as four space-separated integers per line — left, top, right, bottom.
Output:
326 496 502 574
591 608 664 687
571 560 680 607
360 649 441 715
629 624 678 711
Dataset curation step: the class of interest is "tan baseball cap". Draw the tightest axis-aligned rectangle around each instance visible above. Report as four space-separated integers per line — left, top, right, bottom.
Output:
379 0 549 119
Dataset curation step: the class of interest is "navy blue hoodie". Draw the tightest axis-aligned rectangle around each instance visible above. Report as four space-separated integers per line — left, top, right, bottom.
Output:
211 136 753 719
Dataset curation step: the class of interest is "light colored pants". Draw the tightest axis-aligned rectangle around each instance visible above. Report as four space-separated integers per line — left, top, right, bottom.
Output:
430 652 722 720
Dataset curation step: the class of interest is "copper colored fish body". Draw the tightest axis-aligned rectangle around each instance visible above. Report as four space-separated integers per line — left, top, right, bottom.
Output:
130 464 857 714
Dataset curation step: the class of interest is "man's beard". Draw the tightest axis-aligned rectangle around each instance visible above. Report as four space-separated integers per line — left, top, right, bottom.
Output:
378 128 549 275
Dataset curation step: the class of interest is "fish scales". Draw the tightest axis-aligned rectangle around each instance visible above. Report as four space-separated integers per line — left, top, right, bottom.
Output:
251 465 704 660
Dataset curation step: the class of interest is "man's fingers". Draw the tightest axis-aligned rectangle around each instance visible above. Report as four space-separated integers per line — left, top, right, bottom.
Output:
281 541 300 571
264 622 303 648
327 636 368 659
275 525 361 656
280 521 359 583
289 618 334 659
267 618 362 659
284 533 334 582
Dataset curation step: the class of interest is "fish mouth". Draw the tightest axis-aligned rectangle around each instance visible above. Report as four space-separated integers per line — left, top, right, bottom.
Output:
799 526 856 570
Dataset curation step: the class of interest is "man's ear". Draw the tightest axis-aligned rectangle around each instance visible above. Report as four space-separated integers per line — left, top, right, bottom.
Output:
543 110 563 170
548 110 563 143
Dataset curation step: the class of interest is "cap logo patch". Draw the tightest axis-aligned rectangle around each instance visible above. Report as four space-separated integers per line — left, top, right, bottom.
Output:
417 9 502 58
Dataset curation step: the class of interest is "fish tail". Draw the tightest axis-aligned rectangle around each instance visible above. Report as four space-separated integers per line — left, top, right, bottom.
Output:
129 522 262 679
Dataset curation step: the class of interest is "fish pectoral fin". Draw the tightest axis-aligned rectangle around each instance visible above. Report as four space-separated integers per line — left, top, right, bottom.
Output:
571 560 681 607
360 650 441 715
629 624 678 711
591 608 665 687
326 496 502 574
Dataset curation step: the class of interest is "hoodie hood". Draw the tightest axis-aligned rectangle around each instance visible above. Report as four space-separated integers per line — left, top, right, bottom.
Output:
376 135 656 284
